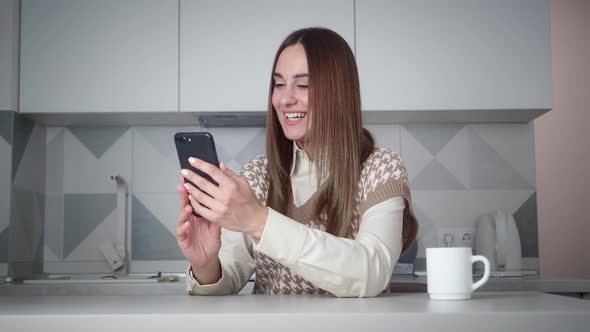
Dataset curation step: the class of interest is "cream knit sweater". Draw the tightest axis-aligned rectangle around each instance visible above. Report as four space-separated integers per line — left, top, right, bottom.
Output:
187 145 418 297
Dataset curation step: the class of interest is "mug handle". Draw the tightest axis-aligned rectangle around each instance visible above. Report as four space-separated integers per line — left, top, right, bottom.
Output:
471 255 490 291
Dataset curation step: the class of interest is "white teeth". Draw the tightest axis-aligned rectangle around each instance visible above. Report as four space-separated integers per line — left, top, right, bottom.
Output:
285 112 306 120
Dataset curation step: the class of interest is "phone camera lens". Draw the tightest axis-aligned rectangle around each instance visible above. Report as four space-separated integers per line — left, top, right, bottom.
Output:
176 136 189 144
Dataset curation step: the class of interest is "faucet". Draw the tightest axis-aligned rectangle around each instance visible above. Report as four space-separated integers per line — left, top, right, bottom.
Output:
102 175 129 276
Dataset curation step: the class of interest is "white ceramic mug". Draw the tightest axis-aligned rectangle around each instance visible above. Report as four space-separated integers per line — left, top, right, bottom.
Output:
426 247 490 300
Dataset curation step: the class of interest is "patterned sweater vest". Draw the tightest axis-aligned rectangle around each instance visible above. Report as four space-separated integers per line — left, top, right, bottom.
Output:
237 148 418 295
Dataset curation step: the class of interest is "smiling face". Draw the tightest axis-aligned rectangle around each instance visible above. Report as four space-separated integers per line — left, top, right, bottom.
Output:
271 43 309 148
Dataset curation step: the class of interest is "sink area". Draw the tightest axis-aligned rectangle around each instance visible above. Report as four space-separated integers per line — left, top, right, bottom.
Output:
16 275 176 284
3 272 183 284
0 280 187 297
0 273 188 296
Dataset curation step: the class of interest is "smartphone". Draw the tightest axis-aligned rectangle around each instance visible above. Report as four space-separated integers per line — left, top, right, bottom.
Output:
174 132 220 217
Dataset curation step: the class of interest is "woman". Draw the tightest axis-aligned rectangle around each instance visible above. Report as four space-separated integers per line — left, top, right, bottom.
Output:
176 27 418 297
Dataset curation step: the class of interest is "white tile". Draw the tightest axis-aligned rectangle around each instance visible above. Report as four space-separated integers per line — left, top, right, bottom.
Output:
412 205 436 239
131 194 183 261
10 189 44 261
45 128 64 194
206 127 266 165
470 123 536 188
367 124 401 153
416 229 437 258
134 126 199 159
12 125 46 192
44 193 64 259
133 193 179 236
132 128 180 193
0 138 11 230
64 208 118 262
466 126 532 190
400 126 434 181
437 126 470 188
403 124 463 156
412 189 535 228
46 127 64 144
411 159 466 190
63 129 132 194
44 244 60 262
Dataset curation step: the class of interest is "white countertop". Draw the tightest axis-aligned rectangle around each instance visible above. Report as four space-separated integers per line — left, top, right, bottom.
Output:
1 292 589 332
1 276 590 297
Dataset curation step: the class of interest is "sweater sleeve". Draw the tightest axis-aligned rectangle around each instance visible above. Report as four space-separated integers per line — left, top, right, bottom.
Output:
185 155 267 295
254 196 404 298
186 228 255 295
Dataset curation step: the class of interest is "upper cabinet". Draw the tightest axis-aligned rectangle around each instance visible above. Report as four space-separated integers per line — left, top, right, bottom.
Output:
179 0 355 112
0 0 19 111
20 0 178 113
356 0 552 112
17 1 553 122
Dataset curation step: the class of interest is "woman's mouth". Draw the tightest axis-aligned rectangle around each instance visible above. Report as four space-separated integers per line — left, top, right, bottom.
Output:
284 112 307 124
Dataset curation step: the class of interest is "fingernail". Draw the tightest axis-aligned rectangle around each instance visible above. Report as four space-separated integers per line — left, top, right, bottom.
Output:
184 183 190 190
188 157 196 164
181 169 188 176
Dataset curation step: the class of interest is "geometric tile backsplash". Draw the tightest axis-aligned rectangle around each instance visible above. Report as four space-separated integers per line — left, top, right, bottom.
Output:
0 113 538 275
0 112 12 277
43 125 269 273
1 112 46 277
399 123 537 259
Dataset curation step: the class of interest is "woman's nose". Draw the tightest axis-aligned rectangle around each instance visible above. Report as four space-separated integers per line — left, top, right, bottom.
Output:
280 87 297 106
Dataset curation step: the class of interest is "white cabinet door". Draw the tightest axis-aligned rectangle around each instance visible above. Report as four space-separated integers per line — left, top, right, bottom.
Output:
0 0 19 111
20 0 178 113
180 0 354 112
356 0 552 111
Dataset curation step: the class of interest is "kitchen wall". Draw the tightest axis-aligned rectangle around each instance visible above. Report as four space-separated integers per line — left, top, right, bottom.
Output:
0 1 560 278
535 0 590 278
28 122 538 275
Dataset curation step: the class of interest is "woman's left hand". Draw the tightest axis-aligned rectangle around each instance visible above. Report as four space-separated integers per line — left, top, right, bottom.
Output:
181 157 269 241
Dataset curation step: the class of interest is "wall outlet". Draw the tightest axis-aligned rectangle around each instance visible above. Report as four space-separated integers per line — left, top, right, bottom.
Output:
436 228 474 248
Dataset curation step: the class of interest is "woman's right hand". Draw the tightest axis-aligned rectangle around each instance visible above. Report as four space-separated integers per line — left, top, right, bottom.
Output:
176 176 222 283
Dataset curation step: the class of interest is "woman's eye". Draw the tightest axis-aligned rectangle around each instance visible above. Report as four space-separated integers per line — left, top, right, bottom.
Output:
274 83 285 88
297 84 309 89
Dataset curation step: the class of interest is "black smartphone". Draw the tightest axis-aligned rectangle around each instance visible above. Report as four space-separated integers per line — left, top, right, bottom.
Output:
174 132 220 217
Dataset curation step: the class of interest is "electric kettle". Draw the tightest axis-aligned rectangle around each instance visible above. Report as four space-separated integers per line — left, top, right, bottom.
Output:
474 211 522 276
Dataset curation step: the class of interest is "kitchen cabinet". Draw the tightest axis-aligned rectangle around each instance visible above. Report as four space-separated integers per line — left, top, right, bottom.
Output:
179 0 355 112
17 0 553 123
355 0 552 115
0 0 19 111
19 0 178 113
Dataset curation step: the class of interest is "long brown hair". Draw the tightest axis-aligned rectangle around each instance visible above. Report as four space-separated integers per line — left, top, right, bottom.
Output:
266 27 375 238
